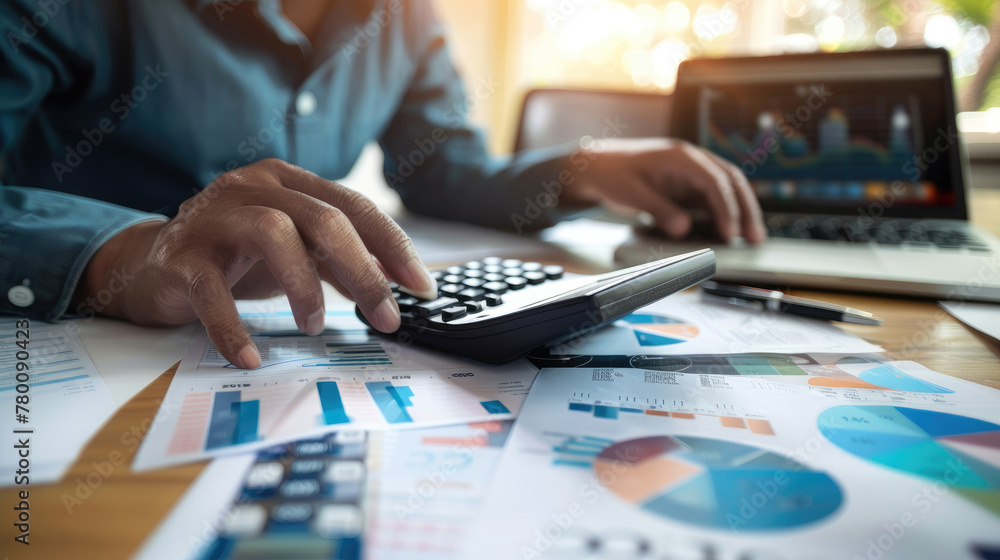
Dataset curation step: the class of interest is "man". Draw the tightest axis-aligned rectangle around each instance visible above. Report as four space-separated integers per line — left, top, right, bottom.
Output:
0 0 765 368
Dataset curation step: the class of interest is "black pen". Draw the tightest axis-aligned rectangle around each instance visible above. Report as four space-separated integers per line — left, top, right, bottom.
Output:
700 281 883 326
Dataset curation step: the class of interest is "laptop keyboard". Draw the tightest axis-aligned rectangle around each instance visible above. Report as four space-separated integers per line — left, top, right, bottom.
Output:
765 217 992 252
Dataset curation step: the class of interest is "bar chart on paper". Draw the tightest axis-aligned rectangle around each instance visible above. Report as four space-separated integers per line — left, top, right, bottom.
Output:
133 326 538 471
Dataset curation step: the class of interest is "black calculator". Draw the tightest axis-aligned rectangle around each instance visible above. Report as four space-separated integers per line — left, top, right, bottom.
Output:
356 249 716 363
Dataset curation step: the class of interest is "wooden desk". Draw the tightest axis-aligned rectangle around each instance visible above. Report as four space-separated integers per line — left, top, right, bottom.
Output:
6 193 1000 560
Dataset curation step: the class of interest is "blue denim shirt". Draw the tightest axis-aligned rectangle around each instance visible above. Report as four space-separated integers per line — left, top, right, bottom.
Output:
0 0 572 322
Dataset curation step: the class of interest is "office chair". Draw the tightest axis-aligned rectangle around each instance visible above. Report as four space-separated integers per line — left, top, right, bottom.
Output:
512 88 672 152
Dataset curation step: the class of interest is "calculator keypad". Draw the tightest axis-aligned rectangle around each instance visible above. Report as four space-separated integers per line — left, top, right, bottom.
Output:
198 432 367 560
393 258 563 323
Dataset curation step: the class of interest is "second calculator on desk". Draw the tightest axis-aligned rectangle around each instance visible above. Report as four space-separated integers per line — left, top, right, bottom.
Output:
356 249 716 363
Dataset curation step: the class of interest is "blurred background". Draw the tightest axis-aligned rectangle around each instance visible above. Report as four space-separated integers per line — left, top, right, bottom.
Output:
350 0 1000 210
434 0 1000 153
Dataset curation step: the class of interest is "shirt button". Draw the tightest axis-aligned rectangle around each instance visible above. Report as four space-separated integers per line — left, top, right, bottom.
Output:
295 91 317 117
8 285 35 307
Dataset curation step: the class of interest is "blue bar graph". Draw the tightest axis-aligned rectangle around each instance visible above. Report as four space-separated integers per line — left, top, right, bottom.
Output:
206 391 260 449
594 405 619 419
365 382 413 424
568 403 593 413
480 400 510 414
317 381 351 425
233 401 259 445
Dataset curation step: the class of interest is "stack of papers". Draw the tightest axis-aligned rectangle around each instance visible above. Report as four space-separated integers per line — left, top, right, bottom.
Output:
135 294 1000 560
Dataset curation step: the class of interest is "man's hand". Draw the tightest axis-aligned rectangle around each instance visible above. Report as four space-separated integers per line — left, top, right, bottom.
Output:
74 159 437 369
567 138 767 243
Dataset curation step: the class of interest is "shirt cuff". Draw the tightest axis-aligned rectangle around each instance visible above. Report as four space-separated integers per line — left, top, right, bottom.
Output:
0 187 168 322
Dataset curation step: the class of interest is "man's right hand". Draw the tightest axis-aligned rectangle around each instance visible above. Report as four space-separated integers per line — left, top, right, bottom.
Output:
73 159 438 369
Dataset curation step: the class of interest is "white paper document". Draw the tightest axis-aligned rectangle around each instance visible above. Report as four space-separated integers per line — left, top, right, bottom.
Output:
131 306 538 471
552 292 883 356
135 421 513 560
941 300 1000 342
469 362 1000 560
1 319 116 486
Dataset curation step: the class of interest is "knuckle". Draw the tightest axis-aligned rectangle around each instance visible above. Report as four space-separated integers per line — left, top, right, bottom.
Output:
251 208 296 237
315 206 353 238
187 270 219 301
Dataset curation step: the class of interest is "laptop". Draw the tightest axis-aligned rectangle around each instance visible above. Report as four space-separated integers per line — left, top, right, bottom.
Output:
615 48 1000 302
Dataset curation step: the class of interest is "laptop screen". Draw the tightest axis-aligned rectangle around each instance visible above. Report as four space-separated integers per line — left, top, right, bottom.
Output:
671 49 967 220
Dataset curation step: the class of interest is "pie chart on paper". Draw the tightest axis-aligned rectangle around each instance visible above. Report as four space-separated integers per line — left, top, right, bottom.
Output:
594 435 843 531
819 405 1000 517
619 314 700 347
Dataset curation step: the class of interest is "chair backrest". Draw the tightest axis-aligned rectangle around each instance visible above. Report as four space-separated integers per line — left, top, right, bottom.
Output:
512 88 672 152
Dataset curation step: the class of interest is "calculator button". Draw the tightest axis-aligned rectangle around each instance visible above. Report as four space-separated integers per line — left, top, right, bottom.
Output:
521 262 543 272
295 441 329 456
445 266 465 275
396 296 418 309
482 257 503 266
289 459 325 476
441 306 468 321
324 460 365 484
279 478 321 499
246 462 284 489
271 503 313 524
505 277 528 290
502 268 523 277
485 293 503 307
542 265 564 279
463 269 485 279
483 273 505 282
464 300 485 313
388 282 400 291
484 265 504 273
462 278 486 289
501 259 523 268
439 284 463 297
482 282 509 294
221 505 268 538
456 288 486 302
464 261 484 269
414 297 461 317
443 274 465 285
430 270 445 281
524 271 547 285
314 504 363 538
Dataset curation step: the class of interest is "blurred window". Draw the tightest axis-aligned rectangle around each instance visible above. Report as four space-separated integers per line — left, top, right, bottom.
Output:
520 0 1000 112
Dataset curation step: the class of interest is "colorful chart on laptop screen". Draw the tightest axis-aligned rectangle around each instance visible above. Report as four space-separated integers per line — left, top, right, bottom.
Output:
819 405 1000 516
594 435 842 531
618 314 700 347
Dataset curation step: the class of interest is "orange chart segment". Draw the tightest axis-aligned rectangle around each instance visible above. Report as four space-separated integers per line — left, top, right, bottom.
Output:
637 324 701 338
807 376 888 390
595 456 704 503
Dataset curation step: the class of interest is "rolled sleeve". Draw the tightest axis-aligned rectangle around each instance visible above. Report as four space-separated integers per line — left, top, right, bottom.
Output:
0 187 167 321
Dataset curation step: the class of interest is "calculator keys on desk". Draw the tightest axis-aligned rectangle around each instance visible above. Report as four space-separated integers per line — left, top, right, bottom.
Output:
198 432 368 560
357 249 717 363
